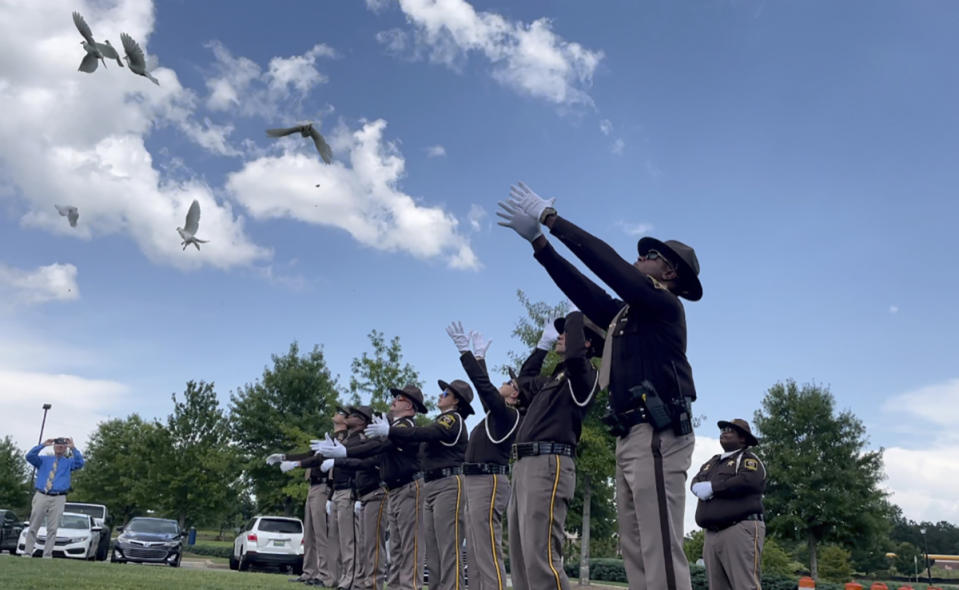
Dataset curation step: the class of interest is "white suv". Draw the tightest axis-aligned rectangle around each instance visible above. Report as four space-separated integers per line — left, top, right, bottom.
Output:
230 515 304 574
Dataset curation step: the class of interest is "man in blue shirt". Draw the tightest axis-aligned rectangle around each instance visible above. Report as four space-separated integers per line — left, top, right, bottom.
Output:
23 437 84 558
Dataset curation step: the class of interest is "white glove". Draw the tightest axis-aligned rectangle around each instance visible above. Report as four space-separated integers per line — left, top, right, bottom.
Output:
325 500 332 515
354 501 362 515
496 198 542 242
446 321 470 353
508 181 556 223
265 453 284 465
280 460 299 473
364 414 390 438
320 458 334 473
691 481 713 500
469 330 492 360
536 318 560 351
315 435 347 458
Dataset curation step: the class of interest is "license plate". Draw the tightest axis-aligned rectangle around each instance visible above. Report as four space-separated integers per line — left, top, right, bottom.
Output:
273 540 286 546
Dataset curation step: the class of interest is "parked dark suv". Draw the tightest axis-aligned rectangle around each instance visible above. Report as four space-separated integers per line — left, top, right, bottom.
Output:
111 517 184 567
0 510 24 554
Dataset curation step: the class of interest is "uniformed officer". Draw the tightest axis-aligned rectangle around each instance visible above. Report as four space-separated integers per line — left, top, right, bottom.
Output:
446 322 522 590
318 386 428 590
691 419 766 590
508 310 600 590
367 379 473 590
498 182 703 590
327 406 369 590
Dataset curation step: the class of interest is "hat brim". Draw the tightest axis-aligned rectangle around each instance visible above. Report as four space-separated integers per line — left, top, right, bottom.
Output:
389 388 427 414
637 237 702 301
437 380 475 417
553 316 606 358
334 405 349 416
717 420 759 447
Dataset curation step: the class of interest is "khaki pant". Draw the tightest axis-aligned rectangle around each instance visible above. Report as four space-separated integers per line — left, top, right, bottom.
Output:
423 475 465 590
23 491 66 558
386 478 424 590
303 483 333 584
508 454 575 590
703 520 765 590
616 423 694 590
331 488 357 589
464 473 510 590
356 488 389 590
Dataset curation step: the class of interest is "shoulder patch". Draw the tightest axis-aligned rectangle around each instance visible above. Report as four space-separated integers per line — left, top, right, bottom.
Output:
743 458 759 471
437 414 456 429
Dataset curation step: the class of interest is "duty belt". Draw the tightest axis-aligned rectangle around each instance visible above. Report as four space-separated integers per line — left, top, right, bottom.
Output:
462 463 510 476
380 472 423 491
356 483 382 497
423 466 463 482
705 513 764 533
511 441 576 460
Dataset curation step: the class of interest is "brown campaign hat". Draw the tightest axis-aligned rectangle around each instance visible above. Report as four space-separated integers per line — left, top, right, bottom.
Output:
389 384 428 414
349 405 374 423
437 379 475 417
553 312 606 358
717 418 759 447
637 237 703 301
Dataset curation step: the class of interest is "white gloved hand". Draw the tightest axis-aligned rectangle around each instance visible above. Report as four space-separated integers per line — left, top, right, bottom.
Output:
364 414 390 438
446 321 470 353
469 330 492 360
315 435 347 458
508 181 556 223
325 500 332 515
280 460 299 473
536 318 560 351
265 453 284 466
496 198 542 242
320 458 335 473
354 501 362 515
691 481 713 500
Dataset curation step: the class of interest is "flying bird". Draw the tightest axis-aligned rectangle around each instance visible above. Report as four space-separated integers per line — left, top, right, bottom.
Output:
54 204 79 228
120 32 159 85
72 11 123 72
177 200 208 251
266 123 333 164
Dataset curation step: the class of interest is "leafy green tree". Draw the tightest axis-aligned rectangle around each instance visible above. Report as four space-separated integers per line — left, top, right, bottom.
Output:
683 529 705 564
893 541 922 577
0 436 32 514
155 380 240 528
70 415 166 524
762 536 801 576
817 544 853 583
753 380 887 580
230 342 340 515
348 329 425 415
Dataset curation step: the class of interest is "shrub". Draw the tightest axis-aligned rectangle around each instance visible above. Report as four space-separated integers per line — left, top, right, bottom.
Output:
184 542 233 559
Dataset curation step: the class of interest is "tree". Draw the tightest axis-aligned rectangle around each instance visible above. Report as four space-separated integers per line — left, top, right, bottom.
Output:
70 415 166 524
230 342 340 515
683 529 705 564
817 544 853 583
762 537 800 576
0 436 32 515
893 541 922 578
753 380 888 580
348 329 425 415
155 380 241 528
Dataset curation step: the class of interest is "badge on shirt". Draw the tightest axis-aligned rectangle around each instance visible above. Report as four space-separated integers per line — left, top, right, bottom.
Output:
726 460 735 467
744 458 759 471
437 414 456 429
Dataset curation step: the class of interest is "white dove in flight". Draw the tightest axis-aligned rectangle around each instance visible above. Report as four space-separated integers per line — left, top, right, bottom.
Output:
120 33 159 85
54 204 79 228
177 200 208 251
266 123 333 164
72 12 122 73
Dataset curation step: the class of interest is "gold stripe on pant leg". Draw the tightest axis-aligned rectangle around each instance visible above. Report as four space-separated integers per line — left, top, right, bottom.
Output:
489 474 503 590
454 474 463 590
374 493 386 590
412 479 421 590
547 454 563 590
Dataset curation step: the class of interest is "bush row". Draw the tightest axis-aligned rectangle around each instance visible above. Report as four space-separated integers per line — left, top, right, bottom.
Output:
184 542 233 559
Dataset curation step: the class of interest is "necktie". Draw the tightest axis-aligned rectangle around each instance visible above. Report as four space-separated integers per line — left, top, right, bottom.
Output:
45 458 59 492
598 305 630 390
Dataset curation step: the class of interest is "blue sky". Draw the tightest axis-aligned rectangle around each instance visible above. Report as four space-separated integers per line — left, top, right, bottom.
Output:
1 0 957 533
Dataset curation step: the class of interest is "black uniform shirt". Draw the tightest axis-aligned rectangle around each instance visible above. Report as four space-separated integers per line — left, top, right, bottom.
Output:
335 456 381 496
691 447 766 530
460 352 520 466
330 429 365 490
389 410 467 472
347 416 421 485
533 216 696 412
514 311 598 447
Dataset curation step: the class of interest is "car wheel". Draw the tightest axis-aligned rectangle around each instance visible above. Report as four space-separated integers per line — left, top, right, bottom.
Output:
96 541 109 561
238 552 249 571
229 554 239 570
169 553 181 568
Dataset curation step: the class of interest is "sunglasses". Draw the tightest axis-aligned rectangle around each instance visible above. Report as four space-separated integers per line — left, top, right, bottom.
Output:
439 390 453 398
721 427 736 434
643 249 676 271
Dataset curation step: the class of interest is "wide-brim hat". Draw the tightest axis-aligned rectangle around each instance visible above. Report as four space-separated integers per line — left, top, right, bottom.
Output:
553 313 606 358
334 405 349 416
389 385 427 414
637 237 703 302
349 404 373 423
437 379 475 417
717 418 759 447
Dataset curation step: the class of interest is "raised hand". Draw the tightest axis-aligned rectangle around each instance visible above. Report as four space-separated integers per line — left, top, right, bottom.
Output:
508 181 555 222
469 330 492 360
446 321 470 353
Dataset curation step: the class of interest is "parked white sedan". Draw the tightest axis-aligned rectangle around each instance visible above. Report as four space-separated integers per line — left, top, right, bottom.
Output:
17 512 101 559
230 515 304 574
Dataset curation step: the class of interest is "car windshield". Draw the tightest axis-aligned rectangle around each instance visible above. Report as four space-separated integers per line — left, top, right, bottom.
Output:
64 504 105 519
126 519 178 535
258 518 302 533
60 514 90 529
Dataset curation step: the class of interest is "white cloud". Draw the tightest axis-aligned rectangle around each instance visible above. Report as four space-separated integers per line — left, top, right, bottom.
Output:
611 138 625 155
0 263 79 306
226 119 479 270
889 305 900 314
884 445 959 524
467 204 486 231
426 144 447 158
0 0 270 270
616 221 654 237
204 40 335 119
882 378 959 429
376 0 603 107
599 119 613 135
